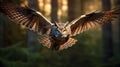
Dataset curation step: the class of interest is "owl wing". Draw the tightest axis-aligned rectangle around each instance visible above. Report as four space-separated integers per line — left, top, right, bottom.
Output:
65 9 120 36
0 3 53 34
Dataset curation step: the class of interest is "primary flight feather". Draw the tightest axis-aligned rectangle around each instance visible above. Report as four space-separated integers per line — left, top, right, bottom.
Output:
0 3 120 50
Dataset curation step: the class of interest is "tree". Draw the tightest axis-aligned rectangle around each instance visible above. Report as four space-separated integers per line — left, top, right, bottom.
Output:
27 0 39 53
0 14 4 47
68 0 79 21
102 0 114 66
114 0 120 66
51 0 58 22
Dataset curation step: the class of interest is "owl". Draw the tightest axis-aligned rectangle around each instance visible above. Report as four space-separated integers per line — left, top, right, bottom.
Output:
0 2 120 50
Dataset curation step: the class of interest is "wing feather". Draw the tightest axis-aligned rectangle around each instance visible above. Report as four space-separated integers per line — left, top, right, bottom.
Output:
0 3 53 34
66 9 120 36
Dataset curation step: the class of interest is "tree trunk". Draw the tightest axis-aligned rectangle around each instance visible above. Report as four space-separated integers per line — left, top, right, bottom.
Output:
0 14 4 47
51 0 58 22
102 0 114 66
68 0 83 22
68 0 76 22
28 0 39 52
114 0 120 67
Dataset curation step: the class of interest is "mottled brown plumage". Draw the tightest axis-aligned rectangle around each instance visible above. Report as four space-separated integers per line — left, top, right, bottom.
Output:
0 2 120 50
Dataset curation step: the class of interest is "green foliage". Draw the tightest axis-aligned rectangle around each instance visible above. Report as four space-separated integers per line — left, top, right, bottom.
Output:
0 28 104 67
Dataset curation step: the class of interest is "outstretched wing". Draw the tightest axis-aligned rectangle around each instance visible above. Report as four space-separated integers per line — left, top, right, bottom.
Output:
66 9 120 36
0 3 53 34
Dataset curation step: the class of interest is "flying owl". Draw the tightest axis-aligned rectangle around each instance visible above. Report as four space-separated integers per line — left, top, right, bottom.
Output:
0 3 120 50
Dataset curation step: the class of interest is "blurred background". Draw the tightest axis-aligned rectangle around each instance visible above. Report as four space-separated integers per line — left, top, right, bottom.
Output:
0 0 120 67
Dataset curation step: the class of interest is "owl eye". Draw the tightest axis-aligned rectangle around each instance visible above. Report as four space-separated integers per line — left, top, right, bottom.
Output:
63 29 66 32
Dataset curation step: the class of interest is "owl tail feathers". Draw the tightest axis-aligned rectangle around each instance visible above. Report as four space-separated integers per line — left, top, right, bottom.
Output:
59 38 77 50
38 35 77 51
